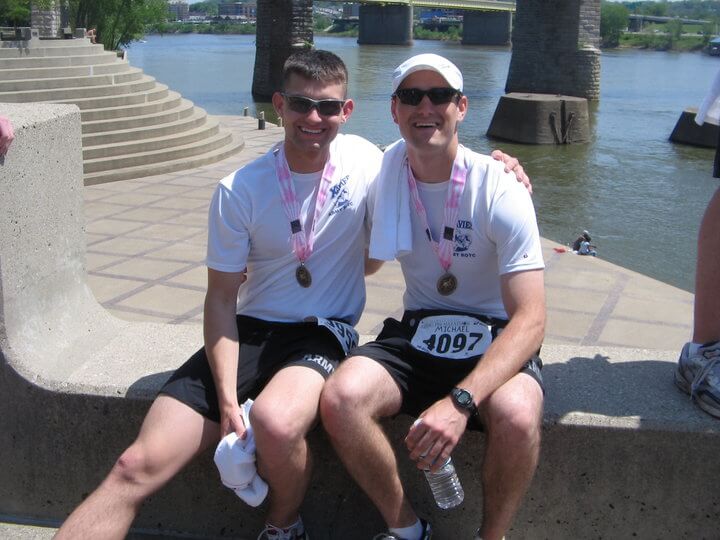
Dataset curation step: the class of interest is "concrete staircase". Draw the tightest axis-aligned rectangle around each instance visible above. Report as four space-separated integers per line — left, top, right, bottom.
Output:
0 36 244 184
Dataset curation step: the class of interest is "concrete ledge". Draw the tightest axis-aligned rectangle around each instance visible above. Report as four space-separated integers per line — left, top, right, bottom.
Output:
1 105 718 539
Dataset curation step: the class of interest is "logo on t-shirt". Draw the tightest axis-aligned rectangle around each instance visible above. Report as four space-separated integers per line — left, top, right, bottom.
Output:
453 219 475 258
329 174 353 215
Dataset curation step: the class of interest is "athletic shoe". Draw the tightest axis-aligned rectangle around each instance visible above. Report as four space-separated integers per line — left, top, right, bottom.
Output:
256 523 309 540
675 341 720 419
372 519 432 540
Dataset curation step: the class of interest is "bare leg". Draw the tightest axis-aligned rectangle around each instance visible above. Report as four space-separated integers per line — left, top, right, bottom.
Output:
54 396 219 540
476 373 543 540
693 188 720 344
320 356 416 528
250 365 326 527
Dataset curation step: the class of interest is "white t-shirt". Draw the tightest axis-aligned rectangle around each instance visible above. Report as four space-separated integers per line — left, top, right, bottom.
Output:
206 134 383 325
397 148 544 319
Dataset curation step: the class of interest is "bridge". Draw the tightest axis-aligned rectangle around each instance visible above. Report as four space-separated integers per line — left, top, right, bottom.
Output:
336 0 516 45
358 0 514 11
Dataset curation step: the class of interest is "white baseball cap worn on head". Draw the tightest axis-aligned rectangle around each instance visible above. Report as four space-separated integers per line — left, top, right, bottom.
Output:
392 53 463 93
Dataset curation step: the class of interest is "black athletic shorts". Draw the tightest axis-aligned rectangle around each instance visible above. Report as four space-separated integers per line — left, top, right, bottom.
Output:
160 315 346 423
348 309 544 430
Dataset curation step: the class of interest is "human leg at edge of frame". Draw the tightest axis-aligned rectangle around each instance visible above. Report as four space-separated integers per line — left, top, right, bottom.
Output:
54 395 219 540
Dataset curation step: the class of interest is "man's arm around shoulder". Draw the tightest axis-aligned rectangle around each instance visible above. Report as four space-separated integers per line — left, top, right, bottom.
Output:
204 268 247 438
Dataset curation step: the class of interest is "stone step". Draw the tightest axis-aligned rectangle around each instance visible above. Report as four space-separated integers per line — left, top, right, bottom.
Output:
53 83 169 110
0 66 143 92
0 42 105 58
81 98 195 134
79 91 183 122
0 51 118 69
81 107 209 146
83 130 234 173
0 60 130 80
0 74 157 102
84 133 245 184
82 117 220 159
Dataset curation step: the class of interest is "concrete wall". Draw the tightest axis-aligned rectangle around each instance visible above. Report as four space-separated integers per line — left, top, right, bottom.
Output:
462 11 512 46
1 104 719 539
357 4 413 46
506 0 601 100
252 0 314 99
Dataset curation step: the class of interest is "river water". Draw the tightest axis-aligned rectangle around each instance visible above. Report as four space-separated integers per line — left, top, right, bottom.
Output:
127 33 720 292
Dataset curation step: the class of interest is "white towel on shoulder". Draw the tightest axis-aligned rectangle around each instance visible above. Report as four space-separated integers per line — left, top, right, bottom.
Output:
369 139 413 261
213 399 269 507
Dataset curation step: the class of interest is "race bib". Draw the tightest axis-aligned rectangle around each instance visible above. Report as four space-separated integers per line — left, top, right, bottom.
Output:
315 317 359 355
410 315 493 360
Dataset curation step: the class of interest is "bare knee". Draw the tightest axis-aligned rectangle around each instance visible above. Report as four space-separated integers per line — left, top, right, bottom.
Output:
250 400 309 452
320 370 374 435
109 444 153 487
486 397 542 449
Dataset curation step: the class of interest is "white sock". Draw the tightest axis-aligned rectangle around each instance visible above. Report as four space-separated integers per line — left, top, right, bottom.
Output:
389 519 422 540
266 517 304 534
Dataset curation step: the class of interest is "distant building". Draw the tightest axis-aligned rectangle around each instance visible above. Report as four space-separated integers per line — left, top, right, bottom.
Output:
219 2 257 19
167 1 189 21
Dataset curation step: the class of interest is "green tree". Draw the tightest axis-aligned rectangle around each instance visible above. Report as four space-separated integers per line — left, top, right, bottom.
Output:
600 1 629 48
190 1 219 17
665 18 683 42
69 0 167 50
0 0 30 27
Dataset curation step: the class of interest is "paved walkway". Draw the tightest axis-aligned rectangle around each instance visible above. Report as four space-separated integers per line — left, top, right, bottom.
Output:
83 115 694 351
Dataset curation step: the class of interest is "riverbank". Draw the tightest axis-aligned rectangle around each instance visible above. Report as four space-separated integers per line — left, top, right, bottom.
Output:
148 21 714 51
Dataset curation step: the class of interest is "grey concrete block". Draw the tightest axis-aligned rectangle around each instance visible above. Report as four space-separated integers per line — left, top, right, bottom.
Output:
487 93 590 144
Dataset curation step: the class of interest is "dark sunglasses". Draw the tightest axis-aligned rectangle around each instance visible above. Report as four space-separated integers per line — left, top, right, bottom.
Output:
282 94 346 116
393 87 461 106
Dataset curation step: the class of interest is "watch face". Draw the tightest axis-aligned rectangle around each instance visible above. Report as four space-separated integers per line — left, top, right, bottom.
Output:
453 388 474 408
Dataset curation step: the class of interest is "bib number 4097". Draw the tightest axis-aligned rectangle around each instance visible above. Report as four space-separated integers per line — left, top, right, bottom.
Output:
422 332 483 355
410 315 494 360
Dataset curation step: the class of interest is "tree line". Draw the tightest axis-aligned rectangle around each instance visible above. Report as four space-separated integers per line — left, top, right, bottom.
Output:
601 0 720 49
0 0 167 50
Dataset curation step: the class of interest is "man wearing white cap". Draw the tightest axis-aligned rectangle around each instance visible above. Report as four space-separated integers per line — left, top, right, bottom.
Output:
321 54 546 540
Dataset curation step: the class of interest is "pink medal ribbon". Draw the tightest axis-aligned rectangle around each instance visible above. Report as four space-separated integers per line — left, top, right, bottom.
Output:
274 143 336 288
406 146 468 296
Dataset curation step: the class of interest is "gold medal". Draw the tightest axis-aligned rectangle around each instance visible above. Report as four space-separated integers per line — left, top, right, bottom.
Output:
437 272 458 296
296 263 312 288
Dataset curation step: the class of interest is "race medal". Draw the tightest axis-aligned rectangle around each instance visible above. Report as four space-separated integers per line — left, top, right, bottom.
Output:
274 144 336 289
406 147 468 297
437 272 458 296
296 263 312 288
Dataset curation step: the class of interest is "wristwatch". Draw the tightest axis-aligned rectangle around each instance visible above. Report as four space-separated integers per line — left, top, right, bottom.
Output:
450 387 478 417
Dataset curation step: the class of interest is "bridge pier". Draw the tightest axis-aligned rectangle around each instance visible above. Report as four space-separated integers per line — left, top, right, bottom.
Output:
461 10 512 45
488 0 600 144
357 3 413 46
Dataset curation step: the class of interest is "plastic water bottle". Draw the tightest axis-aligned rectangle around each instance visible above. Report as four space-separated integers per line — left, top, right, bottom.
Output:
424 457 464 509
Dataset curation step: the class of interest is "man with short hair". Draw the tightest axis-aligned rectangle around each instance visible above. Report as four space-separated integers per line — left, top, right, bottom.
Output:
55 49 380 540
321 54 546 540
